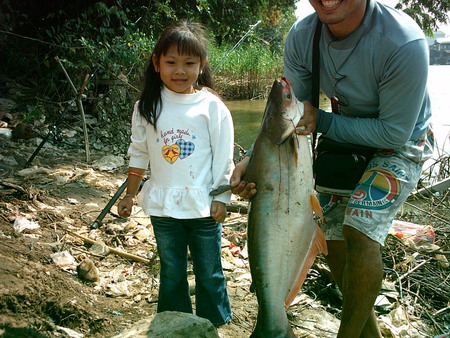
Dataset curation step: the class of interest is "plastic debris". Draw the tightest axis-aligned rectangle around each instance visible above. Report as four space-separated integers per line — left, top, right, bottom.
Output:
390 220 435 245
56 325 84 338
228 242 241 256
13 216 40 234
51 251 77 270
379 306 427 337
89 242 110 256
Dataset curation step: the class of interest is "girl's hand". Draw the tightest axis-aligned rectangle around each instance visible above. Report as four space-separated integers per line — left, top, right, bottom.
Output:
118 196 135 218
230 156 257 200
295 101 317 135
211 201 227 223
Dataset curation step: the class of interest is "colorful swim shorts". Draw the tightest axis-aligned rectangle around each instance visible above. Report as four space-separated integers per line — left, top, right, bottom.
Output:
319 129 434 245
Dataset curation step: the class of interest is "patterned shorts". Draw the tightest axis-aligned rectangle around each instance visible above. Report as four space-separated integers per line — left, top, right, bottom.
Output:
319 129 434 246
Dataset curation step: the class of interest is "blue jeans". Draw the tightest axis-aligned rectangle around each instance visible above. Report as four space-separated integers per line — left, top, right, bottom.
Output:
150 216 232 327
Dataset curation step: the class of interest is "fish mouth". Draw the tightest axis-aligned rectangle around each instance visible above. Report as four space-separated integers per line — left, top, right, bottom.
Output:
264 77 304 145
281 77 292 86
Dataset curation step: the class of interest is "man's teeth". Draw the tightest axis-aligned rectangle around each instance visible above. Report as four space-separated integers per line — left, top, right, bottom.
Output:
322 0 341 7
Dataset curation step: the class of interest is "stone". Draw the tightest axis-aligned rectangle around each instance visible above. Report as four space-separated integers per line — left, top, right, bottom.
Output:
77 258 99 282
147 311 219 338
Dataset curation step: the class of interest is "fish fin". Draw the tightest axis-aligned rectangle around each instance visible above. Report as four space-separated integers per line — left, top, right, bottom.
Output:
310 194 324 224
284 225 328 307
314 224 328 256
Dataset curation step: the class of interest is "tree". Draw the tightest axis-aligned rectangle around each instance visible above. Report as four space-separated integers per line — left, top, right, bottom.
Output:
395 0 449 35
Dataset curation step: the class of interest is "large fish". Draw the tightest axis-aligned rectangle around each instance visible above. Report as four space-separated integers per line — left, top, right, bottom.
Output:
245 77 328 337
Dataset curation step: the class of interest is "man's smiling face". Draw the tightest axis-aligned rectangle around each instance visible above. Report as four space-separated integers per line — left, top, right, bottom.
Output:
309 0 367 38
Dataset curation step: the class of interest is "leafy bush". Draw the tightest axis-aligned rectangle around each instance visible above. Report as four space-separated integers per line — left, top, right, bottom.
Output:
1 0 291 128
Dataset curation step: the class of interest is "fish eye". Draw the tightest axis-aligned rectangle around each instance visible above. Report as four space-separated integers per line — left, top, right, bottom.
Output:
283 93 292 99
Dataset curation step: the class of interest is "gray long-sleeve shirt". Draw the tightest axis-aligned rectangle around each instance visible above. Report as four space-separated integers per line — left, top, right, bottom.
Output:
284 0 432 149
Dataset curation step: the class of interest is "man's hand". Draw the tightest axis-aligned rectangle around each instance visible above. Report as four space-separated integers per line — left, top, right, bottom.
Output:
295 101 317 135
230 156 257 200
211 201 227 222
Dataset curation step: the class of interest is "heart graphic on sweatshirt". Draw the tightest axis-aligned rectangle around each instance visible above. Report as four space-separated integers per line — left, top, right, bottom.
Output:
176 139 195 159
162 144 180 164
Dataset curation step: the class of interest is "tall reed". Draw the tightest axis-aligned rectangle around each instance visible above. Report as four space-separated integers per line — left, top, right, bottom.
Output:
209 42 284 100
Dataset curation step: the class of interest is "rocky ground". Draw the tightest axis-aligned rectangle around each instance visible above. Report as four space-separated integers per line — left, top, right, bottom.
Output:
0 87 449 337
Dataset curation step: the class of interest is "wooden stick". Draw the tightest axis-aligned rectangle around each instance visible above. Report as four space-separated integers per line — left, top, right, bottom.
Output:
76 74 90 163
226 203 248 214
433 306 450 316
66 230 150 264
398 258 432 282
54 56 91 163
413 177 450 197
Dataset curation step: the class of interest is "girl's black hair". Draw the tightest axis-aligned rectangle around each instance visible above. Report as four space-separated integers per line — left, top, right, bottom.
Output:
138 22 213 129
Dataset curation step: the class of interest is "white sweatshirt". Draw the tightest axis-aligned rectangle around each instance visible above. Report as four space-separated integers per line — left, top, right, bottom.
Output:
127 86 234 219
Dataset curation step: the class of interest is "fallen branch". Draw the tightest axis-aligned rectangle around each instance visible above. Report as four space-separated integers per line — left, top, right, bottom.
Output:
55 56 91 163
413 177 450 197
398 257 433 282
66 229 150 264
0 29 84 49
227 203 248 214
403 201 449 224
0 180 29 195
433 306 450 316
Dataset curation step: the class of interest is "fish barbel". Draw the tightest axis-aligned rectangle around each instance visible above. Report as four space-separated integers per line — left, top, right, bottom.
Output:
245 77 327 337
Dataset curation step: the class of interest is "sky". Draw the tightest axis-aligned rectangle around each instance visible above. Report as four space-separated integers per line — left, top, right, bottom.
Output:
295 0 450 36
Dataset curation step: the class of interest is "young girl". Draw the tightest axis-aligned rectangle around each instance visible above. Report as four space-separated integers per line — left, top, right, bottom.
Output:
117 22 233 327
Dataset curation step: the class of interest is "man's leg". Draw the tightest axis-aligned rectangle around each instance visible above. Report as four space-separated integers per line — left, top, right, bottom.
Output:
322 133 432 337
326 226 383 338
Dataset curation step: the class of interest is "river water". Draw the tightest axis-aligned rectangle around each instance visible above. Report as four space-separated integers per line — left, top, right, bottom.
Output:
225 65 450 159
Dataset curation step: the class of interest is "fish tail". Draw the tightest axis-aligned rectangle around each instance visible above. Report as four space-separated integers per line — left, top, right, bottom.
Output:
284 225 328 307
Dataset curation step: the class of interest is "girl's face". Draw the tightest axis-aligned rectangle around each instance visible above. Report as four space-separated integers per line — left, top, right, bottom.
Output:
153 45 205 94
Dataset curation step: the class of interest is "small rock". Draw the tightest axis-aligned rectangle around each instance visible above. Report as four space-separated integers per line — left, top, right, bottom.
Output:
0 98 17 112
77 258 99 282
0 127 12 139
92 155 125 171
0 154 18 166
0 112 13 123
11 123 36 139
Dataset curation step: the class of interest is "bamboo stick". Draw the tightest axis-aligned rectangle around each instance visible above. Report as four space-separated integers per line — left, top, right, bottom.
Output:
66 230 150 264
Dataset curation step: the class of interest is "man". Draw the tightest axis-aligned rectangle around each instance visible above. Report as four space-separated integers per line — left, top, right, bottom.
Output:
231 0 433 336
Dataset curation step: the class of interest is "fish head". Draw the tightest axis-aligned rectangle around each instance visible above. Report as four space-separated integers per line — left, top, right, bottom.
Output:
262 77 304 145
